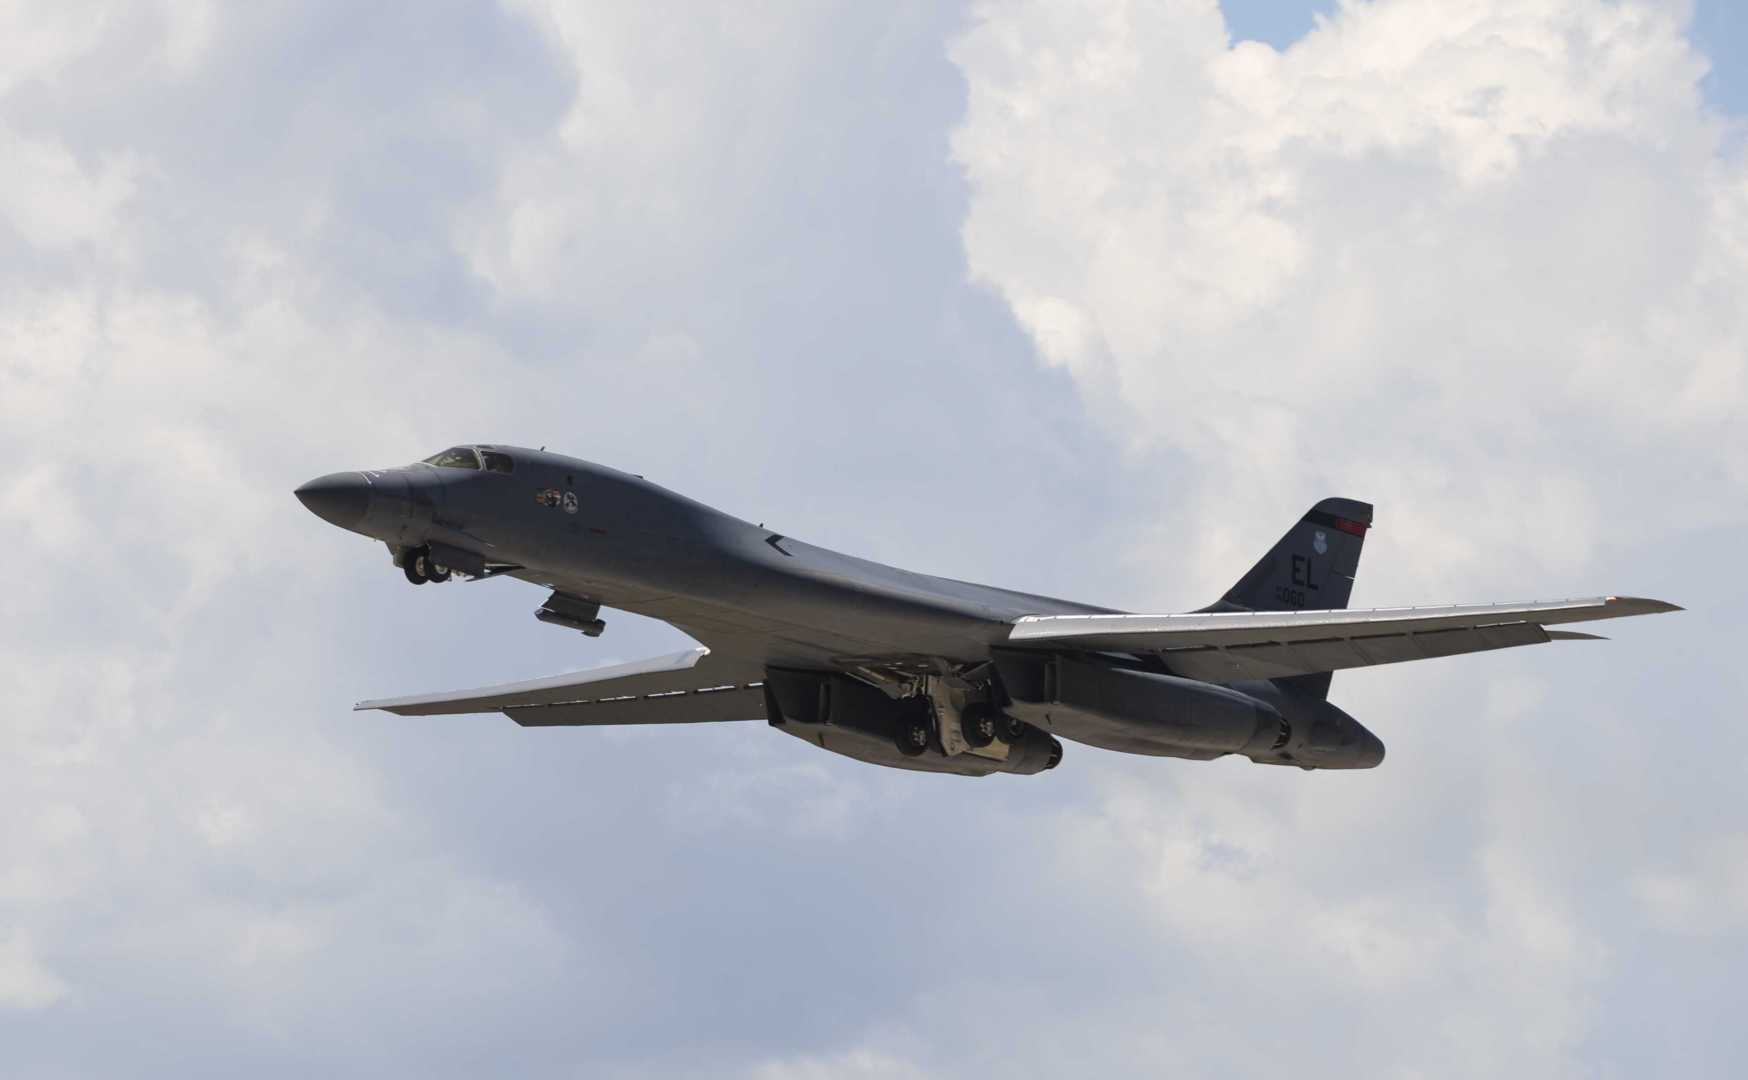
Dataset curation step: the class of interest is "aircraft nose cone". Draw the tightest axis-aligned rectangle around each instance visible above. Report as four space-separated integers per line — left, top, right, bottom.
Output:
295 472 371 529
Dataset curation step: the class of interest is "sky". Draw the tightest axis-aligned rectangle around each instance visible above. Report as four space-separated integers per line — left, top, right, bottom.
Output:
2 1 1744 1077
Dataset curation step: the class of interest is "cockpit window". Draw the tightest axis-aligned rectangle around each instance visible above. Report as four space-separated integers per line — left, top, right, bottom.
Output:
423 447 481 470
481 450 515 474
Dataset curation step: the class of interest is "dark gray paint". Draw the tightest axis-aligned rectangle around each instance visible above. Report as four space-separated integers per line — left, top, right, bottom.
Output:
297 446 1679 776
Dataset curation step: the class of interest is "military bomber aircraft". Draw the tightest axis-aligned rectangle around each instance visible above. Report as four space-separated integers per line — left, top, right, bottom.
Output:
296 446 1679 777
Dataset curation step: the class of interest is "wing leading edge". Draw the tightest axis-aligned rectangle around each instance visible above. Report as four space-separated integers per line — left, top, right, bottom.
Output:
1007 596 1681 681
355 647 768 727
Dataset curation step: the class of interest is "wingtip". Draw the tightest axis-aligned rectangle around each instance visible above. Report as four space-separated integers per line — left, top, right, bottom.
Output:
1605 596 1684 614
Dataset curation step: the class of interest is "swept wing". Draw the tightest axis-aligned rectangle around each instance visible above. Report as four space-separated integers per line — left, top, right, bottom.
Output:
1007 596 1681 681
355 647 767 726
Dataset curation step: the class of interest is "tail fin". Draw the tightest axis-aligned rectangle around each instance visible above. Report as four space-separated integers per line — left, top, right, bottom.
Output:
1211 498 1372 700
1213 497 1372 614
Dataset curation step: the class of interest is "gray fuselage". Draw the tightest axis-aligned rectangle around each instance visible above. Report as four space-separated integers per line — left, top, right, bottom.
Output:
298 445 1390 775
366 447 1112 668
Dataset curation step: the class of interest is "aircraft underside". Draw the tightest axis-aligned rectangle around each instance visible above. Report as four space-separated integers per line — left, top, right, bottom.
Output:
298 446 1679 778
760 652 1385 776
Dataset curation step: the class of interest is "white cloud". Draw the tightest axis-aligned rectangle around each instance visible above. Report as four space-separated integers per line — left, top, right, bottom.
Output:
459 0 826 302
1631 833 1748 934
664 753 882 840
0 132 137 251
0 0 215 252
0 4 586 1058
2 1 1743 1075
951 1 1747 1074
0 930 68 1010
953 0 1747 601
751 1049 936 1080
0 1 115 95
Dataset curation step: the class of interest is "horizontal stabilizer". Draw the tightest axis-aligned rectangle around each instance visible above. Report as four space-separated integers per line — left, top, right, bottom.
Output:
1007 596 1678 681
356 647 769 725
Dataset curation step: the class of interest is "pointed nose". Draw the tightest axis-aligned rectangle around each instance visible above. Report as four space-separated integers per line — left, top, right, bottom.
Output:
295 472 371 529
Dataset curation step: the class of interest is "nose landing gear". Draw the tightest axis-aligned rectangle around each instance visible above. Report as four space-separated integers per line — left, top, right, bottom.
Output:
399 546 450 585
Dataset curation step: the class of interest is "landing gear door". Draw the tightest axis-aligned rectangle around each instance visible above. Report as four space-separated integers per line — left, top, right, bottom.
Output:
935 681 968 757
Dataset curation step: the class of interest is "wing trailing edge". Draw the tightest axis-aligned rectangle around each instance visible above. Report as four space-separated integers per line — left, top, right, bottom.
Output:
355 646 769 725
1007 596 1680 681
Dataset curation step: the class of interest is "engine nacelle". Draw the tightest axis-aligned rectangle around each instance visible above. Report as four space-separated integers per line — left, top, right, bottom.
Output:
1228 680 1385 770
763 669 1061 777
990 652 1384 770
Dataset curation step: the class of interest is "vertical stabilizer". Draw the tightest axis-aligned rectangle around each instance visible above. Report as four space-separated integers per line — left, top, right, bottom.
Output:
1214 498 1372 614
1205 498 1372 700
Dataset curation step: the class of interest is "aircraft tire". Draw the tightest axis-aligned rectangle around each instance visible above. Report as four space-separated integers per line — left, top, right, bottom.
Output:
959 701 997 749
895 702 932 757
998 712 1028 744
403 549 429 585
427 562 451 583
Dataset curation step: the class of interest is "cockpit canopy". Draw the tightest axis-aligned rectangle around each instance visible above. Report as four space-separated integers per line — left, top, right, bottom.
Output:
424 447 479 469
422 446 515 473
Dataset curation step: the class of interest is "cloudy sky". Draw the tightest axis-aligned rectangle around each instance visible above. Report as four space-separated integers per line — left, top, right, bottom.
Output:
3 0 1743 1075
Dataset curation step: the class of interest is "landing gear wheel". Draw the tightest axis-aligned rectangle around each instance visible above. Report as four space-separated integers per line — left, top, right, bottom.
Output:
402 548 429 585
998 713 1028 744
426 561 451 583
895 699 933 757
960 701 997 749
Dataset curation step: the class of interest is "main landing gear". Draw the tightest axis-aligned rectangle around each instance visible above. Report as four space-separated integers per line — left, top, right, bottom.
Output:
959 700 998 749
399 545 450 585
889 683 1031 758
895 697 933 757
